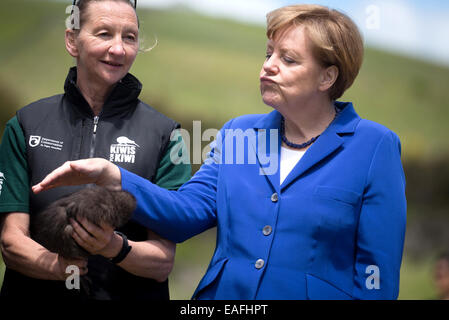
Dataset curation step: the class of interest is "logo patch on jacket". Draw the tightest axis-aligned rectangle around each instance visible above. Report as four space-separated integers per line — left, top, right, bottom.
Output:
109 136 139 163
0 172 5 196
29 135 64 151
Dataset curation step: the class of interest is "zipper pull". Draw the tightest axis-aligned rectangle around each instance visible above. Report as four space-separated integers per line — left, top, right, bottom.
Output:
93 116 99 134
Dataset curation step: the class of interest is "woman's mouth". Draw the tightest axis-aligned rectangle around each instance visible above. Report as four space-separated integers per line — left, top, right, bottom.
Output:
101 61 123 67
260 77 276 84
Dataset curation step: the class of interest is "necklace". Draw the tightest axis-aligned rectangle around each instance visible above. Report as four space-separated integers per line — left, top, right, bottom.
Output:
281 106 340 149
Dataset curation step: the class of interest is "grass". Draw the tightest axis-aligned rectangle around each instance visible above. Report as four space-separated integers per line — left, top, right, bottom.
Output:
1 0 449 159
168 228 217 300
398 256 437 300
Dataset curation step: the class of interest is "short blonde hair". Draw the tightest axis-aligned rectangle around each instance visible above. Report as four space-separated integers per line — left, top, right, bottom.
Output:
267 4 364 100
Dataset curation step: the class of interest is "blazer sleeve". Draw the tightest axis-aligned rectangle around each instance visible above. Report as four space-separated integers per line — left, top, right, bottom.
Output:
352 130 407 299
121 120 231 243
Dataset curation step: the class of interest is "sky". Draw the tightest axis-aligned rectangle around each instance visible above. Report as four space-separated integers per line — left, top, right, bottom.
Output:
139 0 449 67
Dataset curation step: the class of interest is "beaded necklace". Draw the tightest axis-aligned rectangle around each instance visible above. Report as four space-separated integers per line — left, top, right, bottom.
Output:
280 106 340 149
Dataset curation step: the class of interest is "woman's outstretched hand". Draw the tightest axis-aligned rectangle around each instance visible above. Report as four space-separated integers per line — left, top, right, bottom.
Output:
32 158 122 194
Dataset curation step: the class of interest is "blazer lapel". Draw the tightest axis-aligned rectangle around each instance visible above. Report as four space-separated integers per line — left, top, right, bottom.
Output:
248 102 361 192
280 128 343 190
280 101 361 190
249 111 282 192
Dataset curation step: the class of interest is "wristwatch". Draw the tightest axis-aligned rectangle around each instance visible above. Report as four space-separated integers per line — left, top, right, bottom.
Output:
110 231 132 264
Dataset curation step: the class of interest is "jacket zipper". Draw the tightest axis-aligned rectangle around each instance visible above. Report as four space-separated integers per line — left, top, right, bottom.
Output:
89 116 99 158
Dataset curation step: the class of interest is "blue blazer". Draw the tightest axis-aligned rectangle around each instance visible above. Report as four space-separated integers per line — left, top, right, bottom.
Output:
121 101 407 300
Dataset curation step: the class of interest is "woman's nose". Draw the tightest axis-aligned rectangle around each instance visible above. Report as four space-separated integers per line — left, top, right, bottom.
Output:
109 36 126 56
263 55 279 75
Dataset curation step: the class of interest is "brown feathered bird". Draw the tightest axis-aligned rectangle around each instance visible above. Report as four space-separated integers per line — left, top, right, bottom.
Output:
31 186 136 259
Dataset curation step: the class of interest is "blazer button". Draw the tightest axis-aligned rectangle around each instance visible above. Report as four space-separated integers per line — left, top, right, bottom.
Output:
262 225 272 236
271 193 278 202
255 259 265 269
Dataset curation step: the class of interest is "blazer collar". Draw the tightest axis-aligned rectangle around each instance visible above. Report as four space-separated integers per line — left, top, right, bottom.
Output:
331 101 361 134
252 101 360 134
250 101 361 191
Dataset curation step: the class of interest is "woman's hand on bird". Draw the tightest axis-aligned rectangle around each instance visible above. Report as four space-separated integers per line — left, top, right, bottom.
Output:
32 158 122 193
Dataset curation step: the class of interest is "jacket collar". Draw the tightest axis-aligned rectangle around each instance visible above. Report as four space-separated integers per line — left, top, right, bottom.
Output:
64 66 142 118
252 101 360 134
250 101 361 191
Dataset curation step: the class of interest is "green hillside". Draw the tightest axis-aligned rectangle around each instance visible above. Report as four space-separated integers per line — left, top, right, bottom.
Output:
1 0 449 159
1 0 448 300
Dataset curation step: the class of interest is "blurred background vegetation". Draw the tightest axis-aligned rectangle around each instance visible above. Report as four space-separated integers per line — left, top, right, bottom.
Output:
1 0 448 299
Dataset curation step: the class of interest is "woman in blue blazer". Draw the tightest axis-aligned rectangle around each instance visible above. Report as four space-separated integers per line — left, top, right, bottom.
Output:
34 4 406 299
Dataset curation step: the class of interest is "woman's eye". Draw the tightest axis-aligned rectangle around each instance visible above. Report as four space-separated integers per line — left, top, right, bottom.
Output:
125 35 137 42
283 56 296 64
265 53 272 60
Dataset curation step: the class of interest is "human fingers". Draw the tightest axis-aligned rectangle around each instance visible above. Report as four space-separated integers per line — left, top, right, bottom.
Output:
80 217 116 254
32 161 74 193
32 160 89 193
72 217 113 255
70 218 96 253
77 216 111 240
99 220 115 234
32 159 105 193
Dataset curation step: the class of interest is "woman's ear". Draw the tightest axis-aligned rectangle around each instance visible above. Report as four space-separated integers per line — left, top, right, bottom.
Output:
65 29 79 58
319 65 339 92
